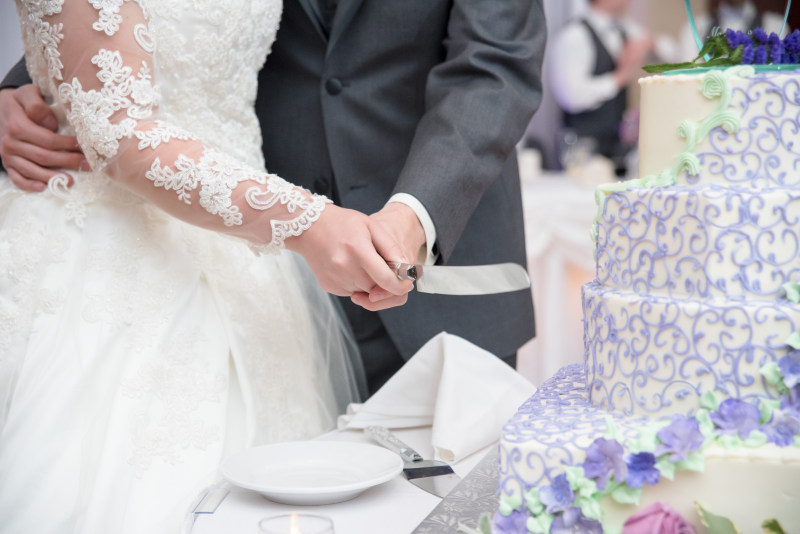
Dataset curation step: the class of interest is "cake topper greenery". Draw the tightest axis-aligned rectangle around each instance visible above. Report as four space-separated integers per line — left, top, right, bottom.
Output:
645 0 796 74
644 27 800 74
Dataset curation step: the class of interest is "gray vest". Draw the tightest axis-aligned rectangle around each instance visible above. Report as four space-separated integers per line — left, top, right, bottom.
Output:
562 20 627 161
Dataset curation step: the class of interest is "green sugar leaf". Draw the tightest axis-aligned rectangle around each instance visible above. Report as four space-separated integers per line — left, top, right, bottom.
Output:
643 61 696 74
762 519 787 534
696 503 742 534
783 281 800 303
609 483 641 505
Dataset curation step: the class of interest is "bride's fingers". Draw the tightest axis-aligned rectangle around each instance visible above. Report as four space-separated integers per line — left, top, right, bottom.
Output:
367 284 412 303
351 291 408 311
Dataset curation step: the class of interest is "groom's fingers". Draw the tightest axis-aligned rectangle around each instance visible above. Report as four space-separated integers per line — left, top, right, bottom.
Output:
364 220 414 296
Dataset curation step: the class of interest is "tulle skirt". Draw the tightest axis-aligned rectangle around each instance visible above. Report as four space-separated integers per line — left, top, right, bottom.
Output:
0 174 360 533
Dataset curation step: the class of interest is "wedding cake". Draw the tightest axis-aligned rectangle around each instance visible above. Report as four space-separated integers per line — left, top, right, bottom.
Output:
493 65 800 533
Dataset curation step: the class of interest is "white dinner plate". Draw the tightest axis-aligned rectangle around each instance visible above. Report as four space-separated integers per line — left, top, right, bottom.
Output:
220 440 404 505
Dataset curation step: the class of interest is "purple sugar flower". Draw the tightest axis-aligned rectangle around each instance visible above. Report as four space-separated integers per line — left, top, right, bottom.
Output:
769 32 784 63
783 52 799 64
550 507 604 534
752 27 769 44
582 437 627 490
778 350 800 388
754 45 768 65
741 40 755 64
726 28 740 49
785 29 800 54
625 452 660 488
781 385 800 418
709 398 761 439
539 474 575 514
762 412 800 447
492 509 528 534
655 414 705 462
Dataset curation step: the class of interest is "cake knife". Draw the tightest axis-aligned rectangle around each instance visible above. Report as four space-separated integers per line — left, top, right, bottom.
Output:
365 425 461 498
389 261 530 295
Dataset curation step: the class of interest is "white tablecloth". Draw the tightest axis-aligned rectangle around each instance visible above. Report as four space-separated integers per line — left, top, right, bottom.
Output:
188 428 491 534
516 157 600 386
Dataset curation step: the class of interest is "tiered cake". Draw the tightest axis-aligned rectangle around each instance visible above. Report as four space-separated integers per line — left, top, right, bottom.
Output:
495 66 800 533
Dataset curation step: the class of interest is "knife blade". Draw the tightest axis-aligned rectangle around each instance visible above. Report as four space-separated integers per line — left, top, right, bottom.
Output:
389 261 531 295
365 425 461 498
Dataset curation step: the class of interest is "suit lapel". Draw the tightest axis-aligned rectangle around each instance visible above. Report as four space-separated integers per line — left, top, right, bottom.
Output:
327 0 365 53
295 0 328 43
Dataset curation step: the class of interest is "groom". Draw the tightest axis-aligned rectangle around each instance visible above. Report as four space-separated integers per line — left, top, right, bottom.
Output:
0 0 545 398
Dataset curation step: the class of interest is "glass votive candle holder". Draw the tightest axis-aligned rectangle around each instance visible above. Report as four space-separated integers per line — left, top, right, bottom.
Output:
258 513 335 534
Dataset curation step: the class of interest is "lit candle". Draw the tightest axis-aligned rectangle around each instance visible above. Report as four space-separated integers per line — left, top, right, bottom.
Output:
258 513 334 534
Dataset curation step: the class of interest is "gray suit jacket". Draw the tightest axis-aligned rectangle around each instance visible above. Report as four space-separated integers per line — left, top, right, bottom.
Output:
1 0 544 359
257 0 543 358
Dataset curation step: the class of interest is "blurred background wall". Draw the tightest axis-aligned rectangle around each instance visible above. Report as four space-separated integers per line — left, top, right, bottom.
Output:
1 4 24 81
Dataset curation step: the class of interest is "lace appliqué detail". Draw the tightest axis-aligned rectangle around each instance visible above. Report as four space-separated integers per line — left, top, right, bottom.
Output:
58 49 158 168
22 1 65 83
89 0 125 35
47 172 94 228
145 148 263 226
122 331 227 477
247 177 332 253
135 120 193 150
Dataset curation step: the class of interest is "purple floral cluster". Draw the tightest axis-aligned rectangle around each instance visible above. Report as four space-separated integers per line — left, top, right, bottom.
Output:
537 474 603 534
494 351 800 533
573 353 800 519
768 350 800 445
725 27 800 65
582 415 702 494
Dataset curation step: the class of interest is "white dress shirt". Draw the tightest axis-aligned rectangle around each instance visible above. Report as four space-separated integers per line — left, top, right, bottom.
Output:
387 193 438 265
549 7 672 114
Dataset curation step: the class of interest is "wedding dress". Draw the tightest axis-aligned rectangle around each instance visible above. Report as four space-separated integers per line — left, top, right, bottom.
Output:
0 1 360 532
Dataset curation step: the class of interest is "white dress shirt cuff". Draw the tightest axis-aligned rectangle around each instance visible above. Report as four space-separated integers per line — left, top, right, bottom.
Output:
387 193 438 265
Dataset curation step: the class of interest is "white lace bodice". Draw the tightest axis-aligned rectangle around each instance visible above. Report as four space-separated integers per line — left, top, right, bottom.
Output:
15 0 326 252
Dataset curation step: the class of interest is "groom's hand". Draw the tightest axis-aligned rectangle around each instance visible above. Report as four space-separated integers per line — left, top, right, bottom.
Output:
0 85 86 192
359 202 427 304
286 204 413 311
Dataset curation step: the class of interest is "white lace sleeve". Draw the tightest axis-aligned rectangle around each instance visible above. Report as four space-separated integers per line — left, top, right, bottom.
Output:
16 0 328 253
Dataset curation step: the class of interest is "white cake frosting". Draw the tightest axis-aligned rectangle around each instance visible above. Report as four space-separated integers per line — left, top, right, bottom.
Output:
494 66 800 533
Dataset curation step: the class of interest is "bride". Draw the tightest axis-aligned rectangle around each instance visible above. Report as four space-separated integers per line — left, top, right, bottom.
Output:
1 1 412 533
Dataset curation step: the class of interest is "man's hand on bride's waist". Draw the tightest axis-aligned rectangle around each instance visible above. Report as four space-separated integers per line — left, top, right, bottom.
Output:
0 84 87 192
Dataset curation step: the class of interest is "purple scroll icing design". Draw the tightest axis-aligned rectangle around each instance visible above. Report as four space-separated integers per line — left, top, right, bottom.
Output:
497 365 650 500
583 283 800 416
595 184 800 301
687 71 800 188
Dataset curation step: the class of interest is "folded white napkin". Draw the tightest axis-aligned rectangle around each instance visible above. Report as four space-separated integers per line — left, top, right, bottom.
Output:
337 332 536 463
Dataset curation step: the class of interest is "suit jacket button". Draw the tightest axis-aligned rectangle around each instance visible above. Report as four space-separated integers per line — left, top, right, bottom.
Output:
313 178 329 194
325 77 344 95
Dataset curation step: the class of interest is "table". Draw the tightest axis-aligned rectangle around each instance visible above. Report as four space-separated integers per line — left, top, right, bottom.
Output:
188 427 494 534
188 152 604 534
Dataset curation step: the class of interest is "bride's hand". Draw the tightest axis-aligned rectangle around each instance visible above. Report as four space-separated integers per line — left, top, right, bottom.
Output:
285 204 414 310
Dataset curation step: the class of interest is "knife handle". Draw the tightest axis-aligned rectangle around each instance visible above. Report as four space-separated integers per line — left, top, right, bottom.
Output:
388 261 422 281
365 425 423 463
